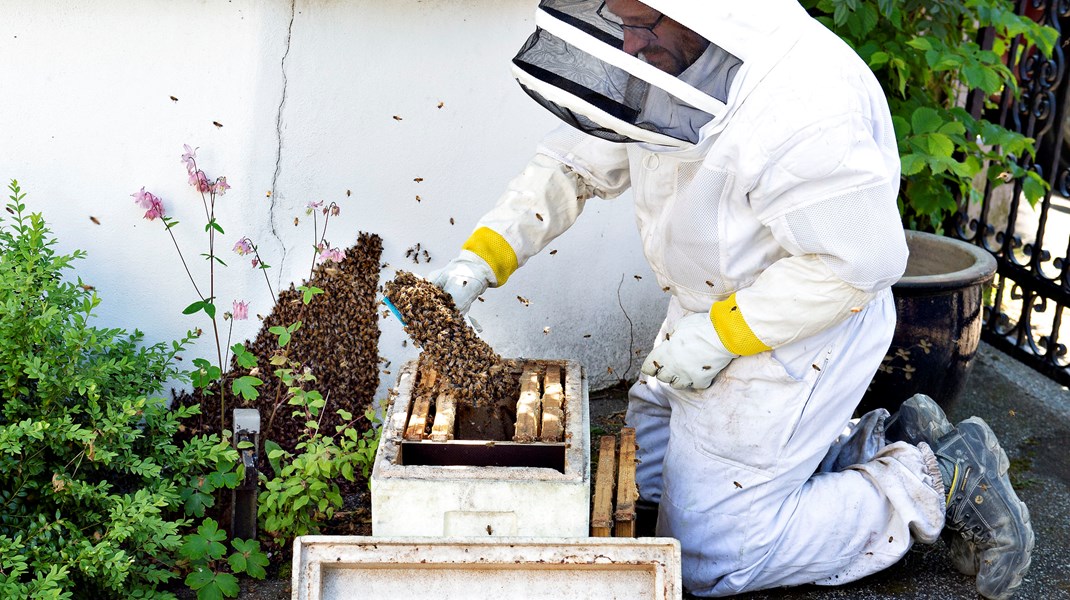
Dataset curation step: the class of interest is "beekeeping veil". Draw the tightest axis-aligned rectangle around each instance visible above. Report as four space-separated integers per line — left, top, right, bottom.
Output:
512 0 812 148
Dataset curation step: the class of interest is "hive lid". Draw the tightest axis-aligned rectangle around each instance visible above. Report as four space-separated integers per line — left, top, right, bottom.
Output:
292 535 681 600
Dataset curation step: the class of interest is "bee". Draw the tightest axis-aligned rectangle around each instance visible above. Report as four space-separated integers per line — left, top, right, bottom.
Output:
705 281 714 287
517 295 530 306
294 217 299 226
170 95 179 102
633 275 642 280
415 195 421 202
450 217 455 225
80 283 95 291
89 216 101 225
213 121 223 128
662 286 671 292
393 115 403 121
734 481 743 489
535 213 544 222
543 327 551 335
266 190 272 198
583 334 592 338
346 189 352 197
549 249 558 255
437 101 445 109
413 177 424 183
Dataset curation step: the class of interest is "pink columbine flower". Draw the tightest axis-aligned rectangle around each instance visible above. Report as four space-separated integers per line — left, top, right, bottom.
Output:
181 144 197 173
189 169 211 193
213 176 230 196
317 243 345 264
329 203 340 217
251 257 260 268
232 300 249 321
305 200 324 215
131 187 165 221
233 237 254 256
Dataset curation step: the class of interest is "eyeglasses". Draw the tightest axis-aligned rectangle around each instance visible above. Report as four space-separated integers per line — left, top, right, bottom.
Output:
596 1 665 42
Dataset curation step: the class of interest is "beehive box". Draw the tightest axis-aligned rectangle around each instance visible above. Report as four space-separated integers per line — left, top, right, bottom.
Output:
370 358 590 537
292 536 681 600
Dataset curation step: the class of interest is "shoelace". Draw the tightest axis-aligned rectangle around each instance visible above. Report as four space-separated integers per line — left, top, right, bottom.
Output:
947 465 994 544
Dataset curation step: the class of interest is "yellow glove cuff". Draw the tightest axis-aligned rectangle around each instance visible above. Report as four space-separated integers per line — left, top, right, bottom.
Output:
710 293 772 356
462 227 519 287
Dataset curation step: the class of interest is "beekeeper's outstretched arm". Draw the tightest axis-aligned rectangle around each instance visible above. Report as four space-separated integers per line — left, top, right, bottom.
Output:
430 127 630 313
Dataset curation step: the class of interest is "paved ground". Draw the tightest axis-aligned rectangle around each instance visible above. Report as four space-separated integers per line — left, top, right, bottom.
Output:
589 341 1070 599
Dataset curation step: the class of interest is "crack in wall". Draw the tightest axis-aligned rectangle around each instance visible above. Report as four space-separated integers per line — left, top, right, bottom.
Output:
268 0 297 290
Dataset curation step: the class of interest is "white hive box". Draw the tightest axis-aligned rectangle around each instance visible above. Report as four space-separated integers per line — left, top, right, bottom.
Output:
292 536 682 600
370 358 590 537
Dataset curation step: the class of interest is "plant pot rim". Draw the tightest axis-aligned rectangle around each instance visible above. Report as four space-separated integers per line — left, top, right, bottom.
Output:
893 229 997 292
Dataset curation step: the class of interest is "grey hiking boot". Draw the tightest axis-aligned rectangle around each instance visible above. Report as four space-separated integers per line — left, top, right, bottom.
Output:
885 396 980 574
885 393 953 446
932 417 1034 600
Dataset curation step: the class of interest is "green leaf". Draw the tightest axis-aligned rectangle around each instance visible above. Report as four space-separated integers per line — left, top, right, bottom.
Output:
183 301 206 315
232 376 263 401
180 518 228 561
229 539 269 579
911 107 943 135
264 440 284 474
938 121 966 137
1022 172 1048 206
203 301 216 320
925 133 955 158
905 37 933 52
901 154 927 176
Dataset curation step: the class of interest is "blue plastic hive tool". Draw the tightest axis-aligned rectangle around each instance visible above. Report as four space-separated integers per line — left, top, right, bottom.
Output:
382 294 483 333
382 296 406 326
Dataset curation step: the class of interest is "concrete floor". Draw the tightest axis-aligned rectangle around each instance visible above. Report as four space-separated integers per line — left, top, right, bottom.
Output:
588 341 1070 599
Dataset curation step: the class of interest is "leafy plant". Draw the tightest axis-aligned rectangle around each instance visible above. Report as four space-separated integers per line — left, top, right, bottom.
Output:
802 0 1059 232
0 180 241 598
179 519 267 600
135 147 346 430
255 303 381 547
136 147 381 554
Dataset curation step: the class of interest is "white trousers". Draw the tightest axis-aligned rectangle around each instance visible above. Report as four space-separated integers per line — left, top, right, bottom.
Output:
626 290 945 596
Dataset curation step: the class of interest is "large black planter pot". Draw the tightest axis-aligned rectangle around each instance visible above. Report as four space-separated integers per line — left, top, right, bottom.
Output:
856 230 998 416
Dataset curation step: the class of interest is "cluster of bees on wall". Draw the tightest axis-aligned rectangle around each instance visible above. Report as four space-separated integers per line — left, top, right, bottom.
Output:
175 233 384 453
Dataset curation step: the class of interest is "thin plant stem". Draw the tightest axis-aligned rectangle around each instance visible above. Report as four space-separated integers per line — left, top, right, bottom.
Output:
223 316 234 373
251 242 276 304
308 211 319 283
163 224 205 300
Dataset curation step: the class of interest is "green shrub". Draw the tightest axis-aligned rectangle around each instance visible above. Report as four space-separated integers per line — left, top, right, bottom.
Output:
0 180 241 598
802 0 1058 232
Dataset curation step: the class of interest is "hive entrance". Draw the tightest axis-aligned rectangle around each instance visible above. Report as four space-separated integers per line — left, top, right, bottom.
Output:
398 359 570 472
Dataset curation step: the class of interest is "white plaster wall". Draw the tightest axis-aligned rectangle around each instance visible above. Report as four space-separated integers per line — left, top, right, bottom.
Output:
0 0 666 402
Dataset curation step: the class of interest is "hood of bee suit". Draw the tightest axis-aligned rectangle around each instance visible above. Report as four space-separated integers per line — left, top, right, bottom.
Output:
511 0 816 149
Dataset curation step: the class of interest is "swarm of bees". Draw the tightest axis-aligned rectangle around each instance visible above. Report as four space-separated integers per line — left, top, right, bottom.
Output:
174 232 384 456
384 271 509 407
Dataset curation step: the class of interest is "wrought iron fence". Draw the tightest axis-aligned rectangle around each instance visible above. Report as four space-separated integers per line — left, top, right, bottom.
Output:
955 0 1070 386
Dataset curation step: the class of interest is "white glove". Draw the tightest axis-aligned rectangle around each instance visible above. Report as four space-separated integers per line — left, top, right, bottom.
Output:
427 250 496 314
641 312 738 390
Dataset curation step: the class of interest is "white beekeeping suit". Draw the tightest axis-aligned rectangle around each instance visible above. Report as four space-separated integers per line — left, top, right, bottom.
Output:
432 0 950 595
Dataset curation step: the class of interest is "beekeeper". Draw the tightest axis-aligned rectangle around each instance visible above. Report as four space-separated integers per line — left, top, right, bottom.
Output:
429 1 1033 597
